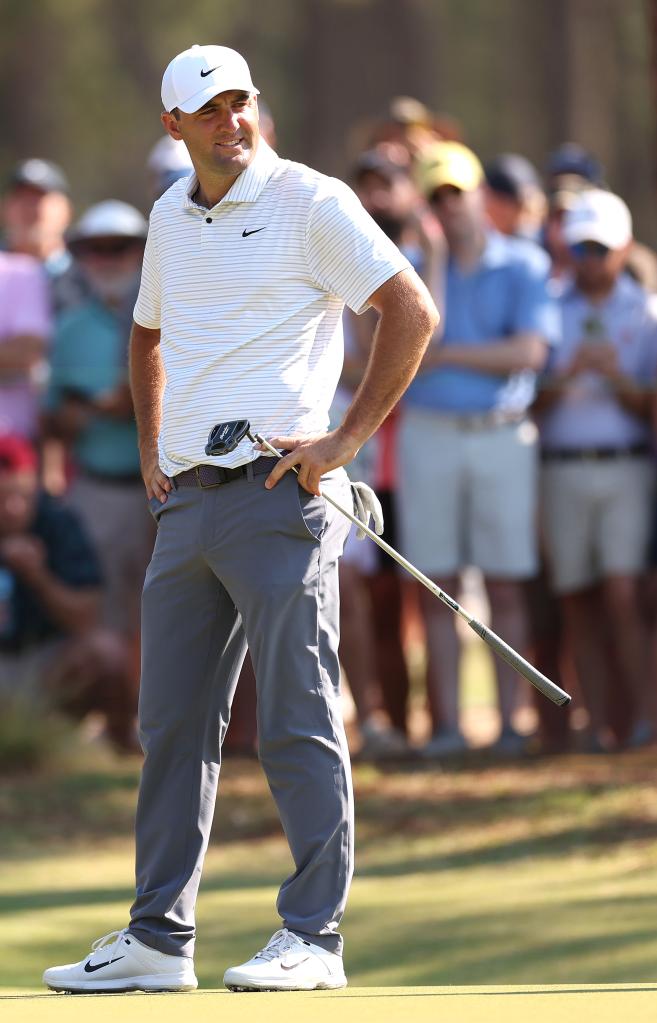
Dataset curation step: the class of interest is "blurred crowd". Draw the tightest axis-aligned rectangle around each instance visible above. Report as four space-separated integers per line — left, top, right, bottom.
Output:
2 93 657 764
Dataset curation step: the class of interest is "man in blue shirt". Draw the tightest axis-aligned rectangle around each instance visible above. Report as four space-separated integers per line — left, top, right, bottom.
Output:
399 141 558 756
536 189 657 751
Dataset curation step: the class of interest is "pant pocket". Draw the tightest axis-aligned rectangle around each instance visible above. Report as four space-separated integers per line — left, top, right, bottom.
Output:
295 482 328 541
148 494 172 524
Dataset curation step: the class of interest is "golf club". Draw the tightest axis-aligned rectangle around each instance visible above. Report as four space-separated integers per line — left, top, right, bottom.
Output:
206 420 572 708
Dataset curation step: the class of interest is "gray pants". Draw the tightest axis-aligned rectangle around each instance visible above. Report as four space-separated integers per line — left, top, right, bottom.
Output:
128 461 353 958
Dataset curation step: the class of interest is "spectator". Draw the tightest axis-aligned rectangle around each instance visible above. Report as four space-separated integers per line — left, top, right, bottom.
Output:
334 149 447 757
0 250 50 439
2 159 71 265
535 189 657 751
544 175 593 284
370 96 437 155
353 150 418 246
0 434 137 750
545 143 605 193
2 159 86 313
146 135 193 199
43 200 152 640
399 141 557 757
334 310 410 760
353 148 446 307
483 152 578 753
352 149 446 749
484 153 546 243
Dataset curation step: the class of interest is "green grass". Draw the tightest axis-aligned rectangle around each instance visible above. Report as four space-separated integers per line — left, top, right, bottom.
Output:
3 746 657 990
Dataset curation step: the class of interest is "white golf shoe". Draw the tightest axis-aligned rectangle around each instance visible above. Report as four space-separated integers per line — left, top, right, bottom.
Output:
223 927 347 991
43 928 197 993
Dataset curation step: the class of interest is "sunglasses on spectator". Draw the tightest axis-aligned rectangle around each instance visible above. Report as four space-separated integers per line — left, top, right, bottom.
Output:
569 241 611 260
72 238 144 257
429 185 464 205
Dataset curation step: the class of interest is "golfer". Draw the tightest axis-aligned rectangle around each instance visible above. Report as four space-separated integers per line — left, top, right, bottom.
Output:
44 44 438 994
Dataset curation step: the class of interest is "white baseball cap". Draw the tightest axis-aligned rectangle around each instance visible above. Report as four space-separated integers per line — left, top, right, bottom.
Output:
161 44 259 114
563 189 632 250
147 135 193 175
67 200 148 243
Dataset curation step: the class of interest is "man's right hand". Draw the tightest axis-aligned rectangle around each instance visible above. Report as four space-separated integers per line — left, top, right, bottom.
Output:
141 448 171 503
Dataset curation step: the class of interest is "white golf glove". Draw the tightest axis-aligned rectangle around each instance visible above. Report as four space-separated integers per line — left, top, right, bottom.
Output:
350 481 384 540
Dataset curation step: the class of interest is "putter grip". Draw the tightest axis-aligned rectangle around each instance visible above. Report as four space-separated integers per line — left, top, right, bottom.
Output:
468 618 571 707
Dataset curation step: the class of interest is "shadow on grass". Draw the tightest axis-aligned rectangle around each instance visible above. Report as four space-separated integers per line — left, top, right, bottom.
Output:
0 865 284 918
345 893 657 985
356 820 657 878
4 750 657 852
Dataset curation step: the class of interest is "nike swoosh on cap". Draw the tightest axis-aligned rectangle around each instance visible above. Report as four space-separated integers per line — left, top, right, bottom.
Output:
84 956 126 974
200 65 222 78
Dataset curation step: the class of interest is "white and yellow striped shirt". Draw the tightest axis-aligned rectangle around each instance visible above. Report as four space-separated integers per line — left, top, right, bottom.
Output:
134 140 410 474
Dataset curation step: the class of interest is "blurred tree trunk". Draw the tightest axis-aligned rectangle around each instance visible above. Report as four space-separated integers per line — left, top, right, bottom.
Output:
557 0 619 171
649 0 657 184
301 0 435 175
1 4 57 159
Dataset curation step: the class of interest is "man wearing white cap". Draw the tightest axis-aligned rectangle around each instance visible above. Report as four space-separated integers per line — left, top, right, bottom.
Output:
44 200 151 647
536 188 657 752
43 44 438 994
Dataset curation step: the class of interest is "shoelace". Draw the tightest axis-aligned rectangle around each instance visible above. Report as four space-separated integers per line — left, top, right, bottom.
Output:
254 928 304 962
89 929 128 963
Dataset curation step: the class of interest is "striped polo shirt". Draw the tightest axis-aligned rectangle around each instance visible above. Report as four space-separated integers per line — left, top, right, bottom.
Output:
134 139 410 473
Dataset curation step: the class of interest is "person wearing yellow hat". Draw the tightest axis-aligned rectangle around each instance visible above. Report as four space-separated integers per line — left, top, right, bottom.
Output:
398 141 559 758
416 140 484 197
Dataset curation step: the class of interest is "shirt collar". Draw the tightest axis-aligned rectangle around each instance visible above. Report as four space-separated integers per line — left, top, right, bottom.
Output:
182 139 279 212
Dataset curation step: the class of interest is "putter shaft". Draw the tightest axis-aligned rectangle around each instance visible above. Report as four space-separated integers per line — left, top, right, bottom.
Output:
250 432 571 708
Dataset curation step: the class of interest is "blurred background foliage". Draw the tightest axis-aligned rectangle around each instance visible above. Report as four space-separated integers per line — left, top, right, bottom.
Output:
1 0 655 239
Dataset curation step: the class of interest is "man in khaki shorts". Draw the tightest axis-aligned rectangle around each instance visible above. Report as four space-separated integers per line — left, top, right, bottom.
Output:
535 189 657 751
398 141 558 757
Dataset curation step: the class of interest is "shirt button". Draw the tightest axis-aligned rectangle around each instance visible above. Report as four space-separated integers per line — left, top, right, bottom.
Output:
206 217 212 224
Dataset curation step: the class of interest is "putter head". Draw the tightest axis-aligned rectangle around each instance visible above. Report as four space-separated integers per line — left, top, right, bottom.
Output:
205 420 253 456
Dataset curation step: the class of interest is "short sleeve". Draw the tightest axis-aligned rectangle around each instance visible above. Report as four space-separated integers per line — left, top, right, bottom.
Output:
510 255 560 347
636 294 657 382
133 217 161 329
7 258 51 340
306 180 411 314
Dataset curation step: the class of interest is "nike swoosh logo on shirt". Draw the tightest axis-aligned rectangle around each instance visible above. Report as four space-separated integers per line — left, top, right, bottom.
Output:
84 956 126 973
242 228 265 237
280 957 311 971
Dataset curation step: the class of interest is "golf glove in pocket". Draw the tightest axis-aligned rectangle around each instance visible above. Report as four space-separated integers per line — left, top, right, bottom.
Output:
350 481 384 540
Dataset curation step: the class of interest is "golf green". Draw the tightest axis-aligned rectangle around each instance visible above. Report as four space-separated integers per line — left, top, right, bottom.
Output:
2 986 657 1023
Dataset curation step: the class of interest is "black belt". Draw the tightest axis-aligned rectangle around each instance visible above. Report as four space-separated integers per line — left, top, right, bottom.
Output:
541 444 652 463
172 456 275 489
